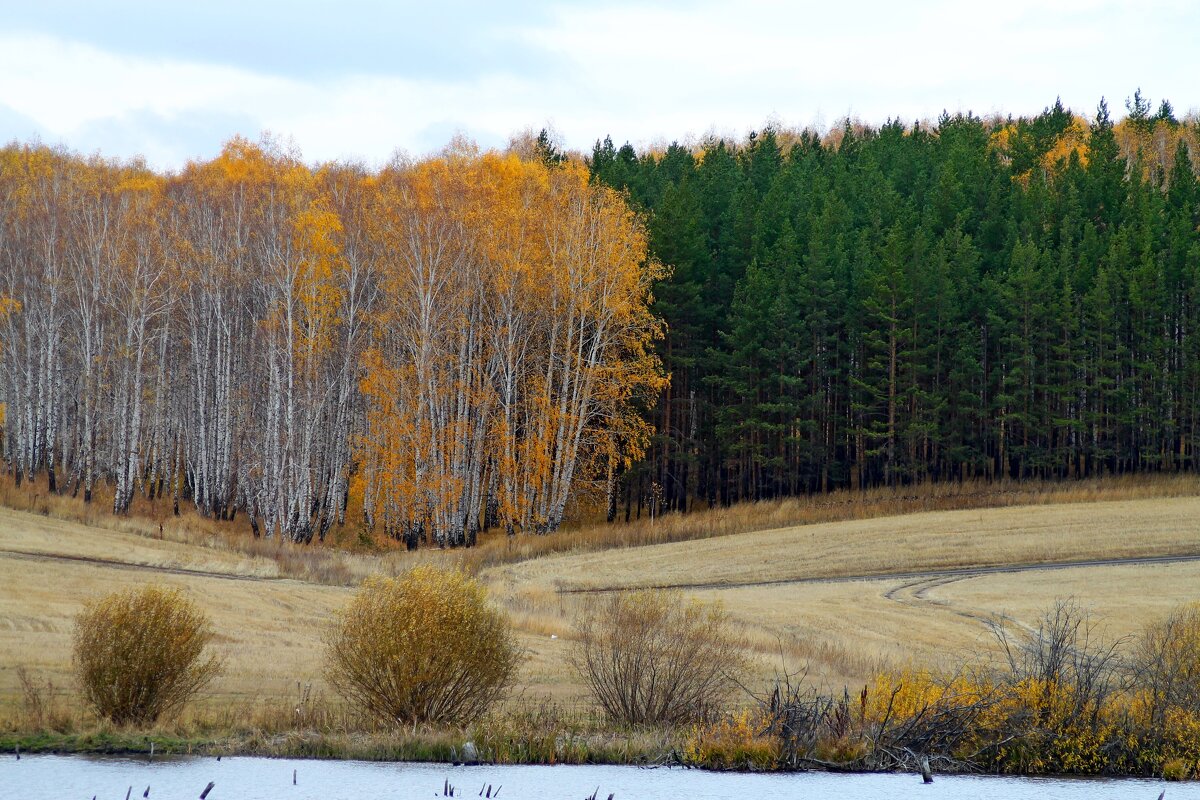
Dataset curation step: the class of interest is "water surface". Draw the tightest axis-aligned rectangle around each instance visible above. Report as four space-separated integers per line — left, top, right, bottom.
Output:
0 754 1191 800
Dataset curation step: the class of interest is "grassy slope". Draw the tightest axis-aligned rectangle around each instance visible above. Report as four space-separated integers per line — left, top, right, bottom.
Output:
496 496 1200 590
1 485 1199 718
0 507 350 707
485 495 1200 690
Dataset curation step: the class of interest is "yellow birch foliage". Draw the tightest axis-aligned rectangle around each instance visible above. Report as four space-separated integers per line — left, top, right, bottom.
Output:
0 136 662 546
1041 116 1090 172
357 151 663 546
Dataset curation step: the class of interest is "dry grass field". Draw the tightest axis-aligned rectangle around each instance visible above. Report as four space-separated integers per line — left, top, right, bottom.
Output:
484 495 1200 692
0 507 351 713
1 488 1199 720
494 497 1200 591
459 473 1200 570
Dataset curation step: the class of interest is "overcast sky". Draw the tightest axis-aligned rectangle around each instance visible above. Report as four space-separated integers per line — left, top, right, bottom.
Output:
2 0 1197 169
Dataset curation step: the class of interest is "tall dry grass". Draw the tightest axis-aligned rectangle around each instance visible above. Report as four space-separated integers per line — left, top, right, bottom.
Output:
12 666 70 732
462 474 1200 570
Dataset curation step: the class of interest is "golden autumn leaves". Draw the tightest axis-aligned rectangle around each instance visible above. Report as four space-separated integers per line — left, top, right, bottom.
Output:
356 148 665 546
0 137 663 544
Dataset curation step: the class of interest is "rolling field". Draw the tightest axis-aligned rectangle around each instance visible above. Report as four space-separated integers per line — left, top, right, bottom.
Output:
0 508 350 711
1 494 1199 715
489 496 1200 690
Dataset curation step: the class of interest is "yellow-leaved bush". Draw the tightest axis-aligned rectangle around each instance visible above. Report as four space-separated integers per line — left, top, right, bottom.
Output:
325 565 520 726
72 585 221 726
683 708 779 770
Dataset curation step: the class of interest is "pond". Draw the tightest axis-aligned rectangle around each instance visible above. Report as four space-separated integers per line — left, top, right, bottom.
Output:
0 754 1191 800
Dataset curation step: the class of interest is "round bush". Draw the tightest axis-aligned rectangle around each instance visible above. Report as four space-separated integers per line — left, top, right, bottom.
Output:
571 590 745 726
325 565 520 725
72 585 221 726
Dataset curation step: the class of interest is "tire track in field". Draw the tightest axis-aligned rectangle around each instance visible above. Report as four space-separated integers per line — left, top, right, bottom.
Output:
881 573 1036 639
564 553 1200 642
0 546 295 584
559 551 1200 595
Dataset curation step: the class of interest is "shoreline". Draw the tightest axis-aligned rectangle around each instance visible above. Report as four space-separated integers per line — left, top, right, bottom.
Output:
0 727 680 768
2 729 1195 782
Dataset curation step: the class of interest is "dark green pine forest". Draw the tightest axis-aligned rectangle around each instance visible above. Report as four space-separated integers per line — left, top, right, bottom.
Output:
586 97 1200 515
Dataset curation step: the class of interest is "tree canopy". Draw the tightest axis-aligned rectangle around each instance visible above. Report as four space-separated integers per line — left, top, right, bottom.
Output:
590 100 1200 512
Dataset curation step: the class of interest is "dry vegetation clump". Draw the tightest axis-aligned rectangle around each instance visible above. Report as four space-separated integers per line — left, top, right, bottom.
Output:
325 565 520 726
682 707 780 770
571 590 746 726
1130 603 1200 725
13 666 71 732
72 585 221 726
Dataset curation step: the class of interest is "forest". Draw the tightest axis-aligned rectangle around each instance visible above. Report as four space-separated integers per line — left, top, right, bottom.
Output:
0 94 1198 544
0 138 662 545
592 96 1200 515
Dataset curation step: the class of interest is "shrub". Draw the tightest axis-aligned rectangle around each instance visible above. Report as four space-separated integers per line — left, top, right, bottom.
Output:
16 666 70 731
683 708 779 770
570 590 745 726
992 599 1122 726
1162 756 1195 781
325 565 520 726
72 585 221 726
1130 603 1200 726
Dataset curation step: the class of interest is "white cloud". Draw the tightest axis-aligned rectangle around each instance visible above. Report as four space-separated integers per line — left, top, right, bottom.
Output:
1 34 287 133
0 1 1197 168
0 33 554 167
520 0 1197 132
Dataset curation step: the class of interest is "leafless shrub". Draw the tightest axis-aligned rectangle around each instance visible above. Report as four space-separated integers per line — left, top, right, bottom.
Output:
865 670 1001 773
757 667 846 767
325 566 520 726
72 585 222 725
1128 603 1200 727
15 666 70 730
570 590 745 726
984 594 1123 743
991 598 1123 728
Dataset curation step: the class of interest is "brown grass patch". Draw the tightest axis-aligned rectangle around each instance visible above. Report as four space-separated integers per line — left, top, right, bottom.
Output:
0 473 464 586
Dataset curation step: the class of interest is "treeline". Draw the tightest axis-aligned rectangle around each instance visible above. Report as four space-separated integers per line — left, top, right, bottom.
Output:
590 96 1200 512
3 95 1199 544
0 139 661 544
